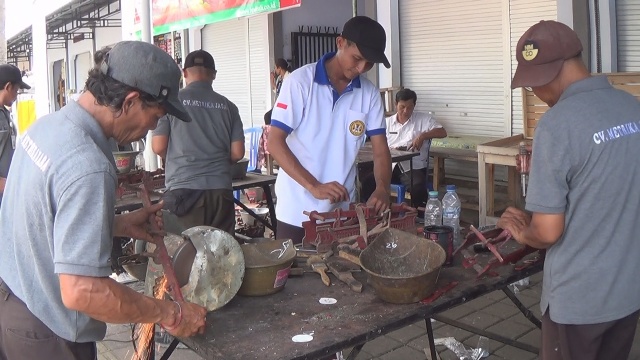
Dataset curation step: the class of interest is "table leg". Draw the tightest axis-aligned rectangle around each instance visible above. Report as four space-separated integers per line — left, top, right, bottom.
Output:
502 287 541 329
345 344 365 360
425 317 439 360
509 166 526 210
266 154 275 175
409 162 414 207
487 164 495 218
263 184 277 237
434 156 444 191
234 199 274 232
478 154 487 226
507 166 517 208
159 338 180 360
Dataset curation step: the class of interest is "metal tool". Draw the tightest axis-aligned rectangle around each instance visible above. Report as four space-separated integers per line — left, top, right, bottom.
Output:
453 225 539 278
301 203 418 252
140 173 184 303
519 141 530 197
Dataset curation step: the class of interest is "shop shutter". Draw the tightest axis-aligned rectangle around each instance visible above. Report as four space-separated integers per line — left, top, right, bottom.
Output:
617 0 640 71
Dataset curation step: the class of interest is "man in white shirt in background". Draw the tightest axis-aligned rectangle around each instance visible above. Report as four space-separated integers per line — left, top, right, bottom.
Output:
361 88 447 210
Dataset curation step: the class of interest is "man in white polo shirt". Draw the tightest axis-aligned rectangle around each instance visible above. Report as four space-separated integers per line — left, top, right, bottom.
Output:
268 16 393 243
361 88 447 209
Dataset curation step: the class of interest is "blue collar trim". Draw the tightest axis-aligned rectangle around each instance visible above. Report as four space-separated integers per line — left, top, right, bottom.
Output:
314 52 361 88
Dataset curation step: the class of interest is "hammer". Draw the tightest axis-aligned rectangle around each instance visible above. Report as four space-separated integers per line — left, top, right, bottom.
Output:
307 255 331 286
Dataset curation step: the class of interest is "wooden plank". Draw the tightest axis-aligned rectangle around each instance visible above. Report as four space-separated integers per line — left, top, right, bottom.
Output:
477 134 524 151
521 72 640 139
607 73 640 85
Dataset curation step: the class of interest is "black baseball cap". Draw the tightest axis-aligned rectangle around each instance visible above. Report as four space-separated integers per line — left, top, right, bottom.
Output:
0 64 31 90
99 41 191 122
183 50 216 71
341 16 390 69
511 20 583 89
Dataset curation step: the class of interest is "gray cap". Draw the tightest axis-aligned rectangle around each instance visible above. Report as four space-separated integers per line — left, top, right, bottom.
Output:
100 41 191 122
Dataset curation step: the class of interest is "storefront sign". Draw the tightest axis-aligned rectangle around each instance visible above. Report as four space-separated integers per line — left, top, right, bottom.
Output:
135 0 301 35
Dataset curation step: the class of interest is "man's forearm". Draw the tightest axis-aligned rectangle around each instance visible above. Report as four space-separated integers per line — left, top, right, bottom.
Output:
0 176 5 193
269 140 319 190
517 226 555 249
421 128 447 140
60 275 176 326
373 149 392 191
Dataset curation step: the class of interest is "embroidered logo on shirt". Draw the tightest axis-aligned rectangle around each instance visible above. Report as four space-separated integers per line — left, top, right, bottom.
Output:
349 120 365 136
276 102 288 110
522 42 539 61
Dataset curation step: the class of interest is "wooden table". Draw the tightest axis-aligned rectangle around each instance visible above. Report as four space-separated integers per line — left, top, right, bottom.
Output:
233 173 278 235
168 243 542 360
114 173 278 234
429 147 478 191
357 144 420 206
476 135 531 226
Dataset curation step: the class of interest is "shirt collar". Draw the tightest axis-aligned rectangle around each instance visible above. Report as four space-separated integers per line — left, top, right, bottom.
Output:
392 113 412 126
559 75 611 103
185 80 213 90
64 101 114 166
314 52 362 88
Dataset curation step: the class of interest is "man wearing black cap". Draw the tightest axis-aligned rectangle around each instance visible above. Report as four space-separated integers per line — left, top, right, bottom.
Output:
152 49 245 235
0 41 207 359
498 21 640 360
0 64 30 207
268 16 393 243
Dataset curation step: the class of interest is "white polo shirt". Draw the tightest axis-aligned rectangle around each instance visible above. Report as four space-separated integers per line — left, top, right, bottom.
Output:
386 112 443 170
271 52 385 227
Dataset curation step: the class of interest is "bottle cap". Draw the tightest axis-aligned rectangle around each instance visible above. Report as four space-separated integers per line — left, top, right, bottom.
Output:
428 191 439 197
446 185 456 191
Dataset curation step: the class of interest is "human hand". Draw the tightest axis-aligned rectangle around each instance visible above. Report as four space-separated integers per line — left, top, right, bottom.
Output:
409 135 425 151
114 201 164 242
308 181 349 204
0 177 5 193
366 187 390 214
162 301 207 338
496 207 531 245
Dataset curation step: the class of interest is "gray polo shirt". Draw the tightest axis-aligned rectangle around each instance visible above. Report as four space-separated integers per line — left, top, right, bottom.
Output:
0 100 116 342
153 81 244 191
526 75 640 324
0 107 15 206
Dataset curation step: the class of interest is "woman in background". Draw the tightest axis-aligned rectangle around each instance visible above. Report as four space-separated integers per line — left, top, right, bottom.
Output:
270 58 291 98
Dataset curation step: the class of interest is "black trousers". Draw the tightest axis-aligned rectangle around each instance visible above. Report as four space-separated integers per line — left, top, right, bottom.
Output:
360 165 429 208
0 279 97 360
276 220 306 245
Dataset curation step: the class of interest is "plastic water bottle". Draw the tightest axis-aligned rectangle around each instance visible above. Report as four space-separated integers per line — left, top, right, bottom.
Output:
442 185 461 247
424 191 442 226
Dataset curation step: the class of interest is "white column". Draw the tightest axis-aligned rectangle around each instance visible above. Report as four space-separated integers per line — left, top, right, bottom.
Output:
376 0 400 89
137 0 158 171
32 10 50 118
596 0 617 72
120 0 135 40
556 0 574 27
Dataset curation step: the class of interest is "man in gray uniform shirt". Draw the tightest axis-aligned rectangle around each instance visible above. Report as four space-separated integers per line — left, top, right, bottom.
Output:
0 64 30 207
0 41 207 360
152 50 245 235
499 21 640 360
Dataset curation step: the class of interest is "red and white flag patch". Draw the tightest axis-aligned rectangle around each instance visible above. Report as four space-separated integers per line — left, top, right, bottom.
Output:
276 102 288 110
